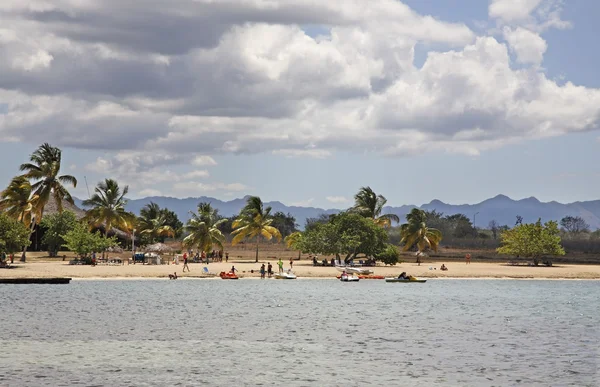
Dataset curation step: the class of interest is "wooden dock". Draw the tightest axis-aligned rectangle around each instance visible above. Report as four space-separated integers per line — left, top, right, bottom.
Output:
0 278 72 284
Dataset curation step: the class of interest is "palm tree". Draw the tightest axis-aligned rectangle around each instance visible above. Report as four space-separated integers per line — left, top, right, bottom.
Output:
82 179 133 241
19 143 77 216
16 143 77 261
231 196 282 262
183 202 226 254
137 202 175 243
400 208 443 265
285 231 303 260
351 186 399 228
0 176 39 229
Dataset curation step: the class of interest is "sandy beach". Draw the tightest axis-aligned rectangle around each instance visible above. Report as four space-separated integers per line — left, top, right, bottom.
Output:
2 259 600 280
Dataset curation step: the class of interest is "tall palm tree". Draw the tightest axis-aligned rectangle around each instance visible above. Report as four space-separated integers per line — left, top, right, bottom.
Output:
351 186 399 228
400 208 443 265
16 143 77 261
231 196 282 262
82 179 133 240
19 143 77 216
183 202 226 254
0 176 39 229
137 202 175 243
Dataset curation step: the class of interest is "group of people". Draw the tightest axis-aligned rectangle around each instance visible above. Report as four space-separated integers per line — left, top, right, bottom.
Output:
0 252 15 267
258 263 274 278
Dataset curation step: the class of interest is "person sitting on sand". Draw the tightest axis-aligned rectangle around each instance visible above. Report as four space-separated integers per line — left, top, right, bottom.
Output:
169 272 178 280
397 271 408 280
440 264 448 271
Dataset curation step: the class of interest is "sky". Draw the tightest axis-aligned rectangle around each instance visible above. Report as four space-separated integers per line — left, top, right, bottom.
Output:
1 0 600 209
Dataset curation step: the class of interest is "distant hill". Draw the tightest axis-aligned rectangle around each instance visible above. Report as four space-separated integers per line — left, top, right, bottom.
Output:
74 194 600 230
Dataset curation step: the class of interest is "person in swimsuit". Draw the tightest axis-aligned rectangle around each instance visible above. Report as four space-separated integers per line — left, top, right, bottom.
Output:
260 264 266 279
267 262 273 278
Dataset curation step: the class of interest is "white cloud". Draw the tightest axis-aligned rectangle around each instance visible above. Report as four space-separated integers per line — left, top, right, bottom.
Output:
489 0 543 23
503 27 547 65
0 0 597 172
326 196 350 204
192 156 217 166
291 198 314 207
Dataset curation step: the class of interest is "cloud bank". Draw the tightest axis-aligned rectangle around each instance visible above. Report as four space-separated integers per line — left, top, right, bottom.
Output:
1 0 599 196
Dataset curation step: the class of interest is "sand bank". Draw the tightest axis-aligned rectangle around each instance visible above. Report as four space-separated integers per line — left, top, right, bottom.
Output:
1 260 600 280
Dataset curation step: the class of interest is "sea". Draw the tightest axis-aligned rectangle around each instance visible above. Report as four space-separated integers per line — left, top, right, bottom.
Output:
0 279 598 386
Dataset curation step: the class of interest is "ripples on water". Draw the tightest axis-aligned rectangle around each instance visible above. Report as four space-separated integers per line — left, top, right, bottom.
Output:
0 279 598 386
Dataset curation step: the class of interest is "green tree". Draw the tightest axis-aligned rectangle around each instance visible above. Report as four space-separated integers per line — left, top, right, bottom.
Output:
0 213 31 254
375 244 401 266
400 208 443 265
183 202 226 253
231 196 282 262
285 231 303 260
160 208 183 238
270 211 298 238
559 216 590 236
83 179 134 238
0 176 39 229
137 202 176 243
40 210 78 257
445 213 475 238
298 212 388 263
17 144 77 261
497 219 565 266
351 186 399 228
62 222 118 258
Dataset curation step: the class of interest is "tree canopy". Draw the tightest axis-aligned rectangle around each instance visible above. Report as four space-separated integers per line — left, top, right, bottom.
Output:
62 222 118 258
297 212 388 263
40 210 78 257
351 186 399 228
497 219 565 265
560 216 590 235
183 202 226 253
0 213 31 253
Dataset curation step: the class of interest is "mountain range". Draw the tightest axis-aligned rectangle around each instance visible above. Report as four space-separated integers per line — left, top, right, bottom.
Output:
73 194 600 230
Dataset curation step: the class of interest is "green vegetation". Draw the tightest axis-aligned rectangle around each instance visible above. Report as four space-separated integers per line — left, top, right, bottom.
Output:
62 222 118 258
137 202 176 244
231 196 282 262
0 213 31 254
183 202 226 253
375 244 401 266
400 208 443 264
40 210 78 257
351 186 399 228
83 178 134 239
497 219 565 266
296 212 388 264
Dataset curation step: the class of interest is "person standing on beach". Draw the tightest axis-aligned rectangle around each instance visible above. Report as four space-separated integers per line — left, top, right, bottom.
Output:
267 262 273 278
183 253 190 272
260 264 266 279
465 253 471 264
289 258 293 270
225 252 229 262
277 258 284 273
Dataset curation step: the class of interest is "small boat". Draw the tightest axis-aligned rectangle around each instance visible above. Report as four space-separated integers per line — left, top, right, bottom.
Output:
219 271 239 280
340 274 360 282
273 271 297 279
336 267 374 275
336 275 384 280
385 277 427 283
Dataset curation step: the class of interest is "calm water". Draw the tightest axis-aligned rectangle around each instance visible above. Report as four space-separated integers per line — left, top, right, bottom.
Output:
0 279 598 386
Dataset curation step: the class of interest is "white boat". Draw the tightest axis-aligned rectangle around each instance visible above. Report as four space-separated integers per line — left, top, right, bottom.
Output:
340 274 360 282
273 271 297 279
336 266 374 275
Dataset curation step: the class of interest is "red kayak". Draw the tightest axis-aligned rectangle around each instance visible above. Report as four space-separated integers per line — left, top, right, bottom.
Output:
336 275 384 280
219 271 239 280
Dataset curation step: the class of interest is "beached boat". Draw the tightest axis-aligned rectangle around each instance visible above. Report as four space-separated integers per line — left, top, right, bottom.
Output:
219 271 239 280
337 275 384 280
336 267 374 275
385 277 427 283
340 274 360 282
273 271 297 279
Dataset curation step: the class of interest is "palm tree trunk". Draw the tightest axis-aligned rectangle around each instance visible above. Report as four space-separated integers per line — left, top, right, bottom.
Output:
21 221 37 262
255 235 260 263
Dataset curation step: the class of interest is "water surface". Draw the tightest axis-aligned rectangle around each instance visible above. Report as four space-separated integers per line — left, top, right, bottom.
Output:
1 279 598 386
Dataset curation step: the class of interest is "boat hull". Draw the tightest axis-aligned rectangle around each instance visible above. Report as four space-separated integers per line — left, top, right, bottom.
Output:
385 278 427 283
219 272 239 280
273 274 297 279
